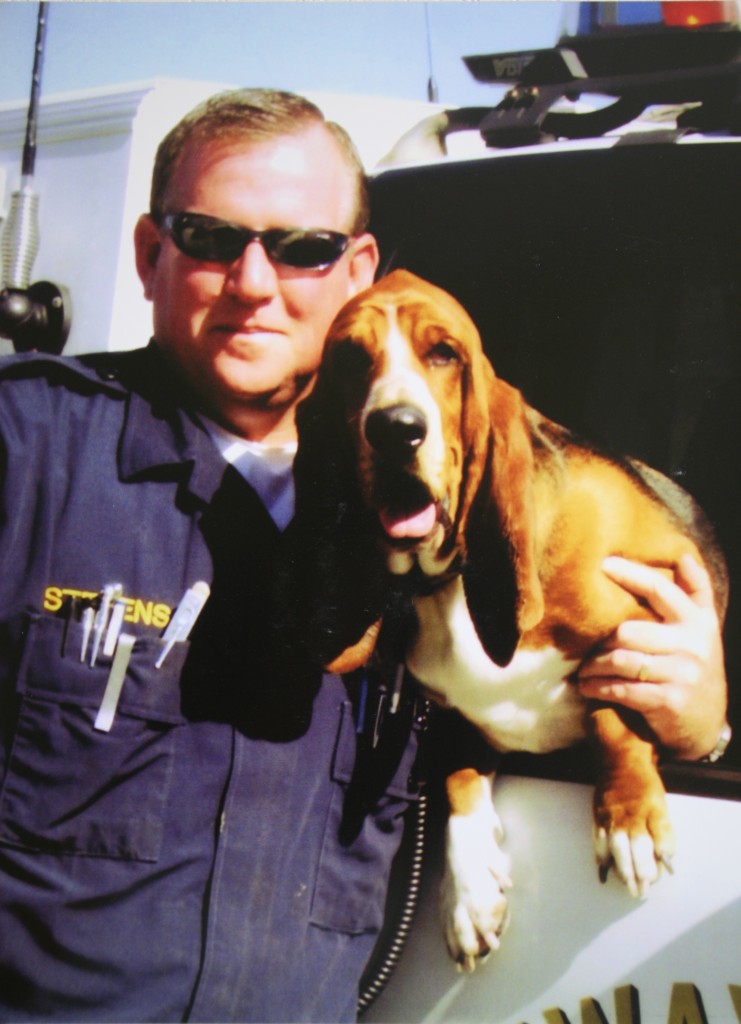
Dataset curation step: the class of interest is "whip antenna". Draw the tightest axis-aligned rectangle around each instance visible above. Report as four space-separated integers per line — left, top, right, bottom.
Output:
22 0 47 180
424 3 439 103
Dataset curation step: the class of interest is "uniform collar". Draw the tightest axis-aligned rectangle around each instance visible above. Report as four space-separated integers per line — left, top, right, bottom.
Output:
119 392 225 501
109 344 229 505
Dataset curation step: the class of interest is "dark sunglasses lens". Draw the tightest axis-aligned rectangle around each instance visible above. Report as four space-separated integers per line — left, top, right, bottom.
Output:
168 215 349 268
174 217 247 262
267 230 348 268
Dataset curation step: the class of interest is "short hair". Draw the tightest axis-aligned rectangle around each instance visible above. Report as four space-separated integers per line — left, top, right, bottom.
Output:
149 88 370 235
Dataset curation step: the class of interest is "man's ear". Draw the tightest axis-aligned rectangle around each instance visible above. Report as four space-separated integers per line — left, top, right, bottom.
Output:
134 214 162 300
346 232 379 297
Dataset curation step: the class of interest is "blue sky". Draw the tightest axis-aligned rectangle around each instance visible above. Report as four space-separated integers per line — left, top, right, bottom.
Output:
0 2 566 108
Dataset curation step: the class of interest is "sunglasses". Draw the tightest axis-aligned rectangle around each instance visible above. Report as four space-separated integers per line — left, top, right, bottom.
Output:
160 211 352 270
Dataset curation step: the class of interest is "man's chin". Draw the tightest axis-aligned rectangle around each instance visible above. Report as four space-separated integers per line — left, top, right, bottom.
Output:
223 370 314 409
197 371 315 439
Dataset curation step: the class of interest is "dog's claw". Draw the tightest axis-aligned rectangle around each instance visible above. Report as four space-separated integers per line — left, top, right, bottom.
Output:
593 817 675 898
454 939 497 974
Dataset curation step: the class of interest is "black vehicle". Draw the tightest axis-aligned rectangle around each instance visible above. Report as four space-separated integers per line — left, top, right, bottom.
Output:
360 5 741 1021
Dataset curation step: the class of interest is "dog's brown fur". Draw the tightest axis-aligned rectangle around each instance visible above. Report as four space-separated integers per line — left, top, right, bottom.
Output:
287 270 728 968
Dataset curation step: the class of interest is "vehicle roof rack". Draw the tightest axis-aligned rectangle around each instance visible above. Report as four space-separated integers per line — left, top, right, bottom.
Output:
462 21 741 148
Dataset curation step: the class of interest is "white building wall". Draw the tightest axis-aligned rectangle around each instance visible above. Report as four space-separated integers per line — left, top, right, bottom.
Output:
0 79 440 355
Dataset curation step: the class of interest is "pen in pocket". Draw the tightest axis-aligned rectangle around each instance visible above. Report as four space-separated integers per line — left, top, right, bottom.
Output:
155 581 210 669
90 583 123 667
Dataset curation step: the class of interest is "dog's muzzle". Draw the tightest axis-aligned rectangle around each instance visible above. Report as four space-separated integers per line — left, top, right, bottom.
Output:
362 403 442 545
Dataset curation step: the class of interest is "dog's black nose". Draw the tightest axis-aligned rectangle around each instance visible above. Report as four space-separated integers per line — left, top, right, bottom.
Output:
365 404 427 458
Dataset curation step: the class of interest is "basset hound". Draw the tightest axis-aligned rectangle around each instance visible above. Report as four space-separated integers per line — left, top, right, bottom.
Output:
287 269 729 972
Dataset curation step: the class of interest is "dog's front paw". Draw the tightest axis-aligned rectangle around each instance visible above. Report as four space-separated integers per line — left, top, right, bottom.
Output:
440 808 512 973
593 775 675 897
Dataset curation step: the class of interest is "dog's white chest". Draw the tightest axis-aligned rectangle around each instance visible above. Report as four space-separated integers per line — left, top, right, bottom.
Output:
407 578 586 754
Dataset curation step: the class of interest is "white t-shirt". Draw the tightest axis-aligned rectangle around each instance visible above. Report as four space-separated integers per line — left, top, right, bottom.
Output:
202 417 297 531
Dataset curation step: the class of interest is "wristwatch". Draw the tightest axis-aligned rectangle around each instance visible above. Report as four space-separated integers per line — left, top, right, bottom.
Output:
700 721 733 763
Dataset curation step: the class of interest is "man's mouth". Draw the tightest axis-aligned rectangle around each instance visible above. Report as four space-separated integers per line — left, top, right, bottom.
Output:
212 321 284 340
219 328 278 338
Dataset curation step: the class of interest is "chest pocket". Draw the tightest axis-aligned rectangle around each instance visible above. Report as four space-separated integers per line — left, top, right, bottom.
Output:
0 613 187 863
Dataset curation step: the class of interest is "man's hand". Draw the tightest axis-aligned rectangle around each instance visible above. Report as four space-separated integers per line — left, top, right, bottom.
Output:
577 554 728 761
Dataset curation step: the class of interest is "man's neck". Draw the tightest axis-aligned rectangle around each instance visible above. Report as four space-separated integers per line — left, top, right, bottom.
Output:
152 342 307 444
205 402 298 444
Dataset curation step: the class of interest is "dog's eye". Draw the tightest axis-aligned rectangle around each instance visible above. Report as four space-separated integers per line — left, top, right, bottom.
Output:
427 341 460 367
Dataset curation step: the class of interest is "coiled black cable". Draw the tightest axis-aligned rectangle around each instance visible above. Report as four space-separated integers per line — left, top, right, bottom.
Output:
357 788 428 1016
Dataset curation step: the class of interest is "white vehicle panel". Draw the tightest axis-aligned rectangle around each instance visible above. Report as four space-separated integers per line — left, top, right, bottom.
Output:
365 777 741 1024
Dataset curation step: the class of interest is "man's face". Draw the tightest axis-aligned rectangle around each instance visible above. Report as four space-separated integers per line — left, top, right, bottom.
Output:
135 126 378 440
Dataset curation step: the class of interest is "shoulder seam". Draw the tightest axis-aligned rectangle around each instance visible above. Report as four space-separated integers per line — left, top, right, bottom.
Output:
0 352 134 395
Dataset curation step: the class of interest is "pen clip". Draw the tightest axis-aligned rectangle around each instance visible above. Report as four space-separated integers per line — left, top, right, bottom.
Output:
389 662 405 715
90 583 123 667
102 598 127 658
79 604 95 663
372 691 388 750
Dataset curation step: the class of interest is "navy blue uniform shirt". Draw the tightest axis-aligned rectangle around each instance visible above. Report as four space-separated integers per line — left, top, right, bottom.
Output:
0 346 421 1023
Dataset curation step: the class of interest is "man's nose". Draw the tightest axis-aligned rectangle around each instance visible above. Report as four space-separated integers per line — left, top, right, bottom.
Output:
224 240 278 301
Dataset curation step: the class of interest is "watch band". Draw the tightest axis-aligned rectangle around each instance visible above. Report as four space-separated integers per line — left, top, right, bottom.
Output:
700 721 733 763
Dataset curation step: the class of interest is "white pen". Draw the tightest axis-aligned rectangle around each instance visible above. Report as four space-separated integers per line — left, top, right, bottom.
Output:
90 583 123 667
79 605 95 663
155 581 210 669
102 597 127 658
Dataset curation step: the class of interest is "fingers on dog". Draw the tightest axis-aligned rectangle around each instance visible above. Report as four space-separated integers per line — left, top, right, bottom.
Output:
602 556 699 624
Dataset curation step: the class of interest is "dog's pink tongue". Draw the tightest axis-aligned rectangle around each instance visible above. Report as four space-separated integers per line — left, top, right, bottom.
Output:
380 504 436 539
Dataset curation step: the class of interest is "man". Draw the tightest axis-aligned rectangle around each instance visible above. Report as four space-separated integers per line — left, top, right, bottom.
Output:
0 89 728 1023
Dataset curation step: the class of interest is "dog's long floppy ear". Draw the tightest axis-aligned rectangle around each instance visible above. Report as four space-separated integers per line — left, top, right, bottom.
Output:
461 364 544 666
277 360 391 672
